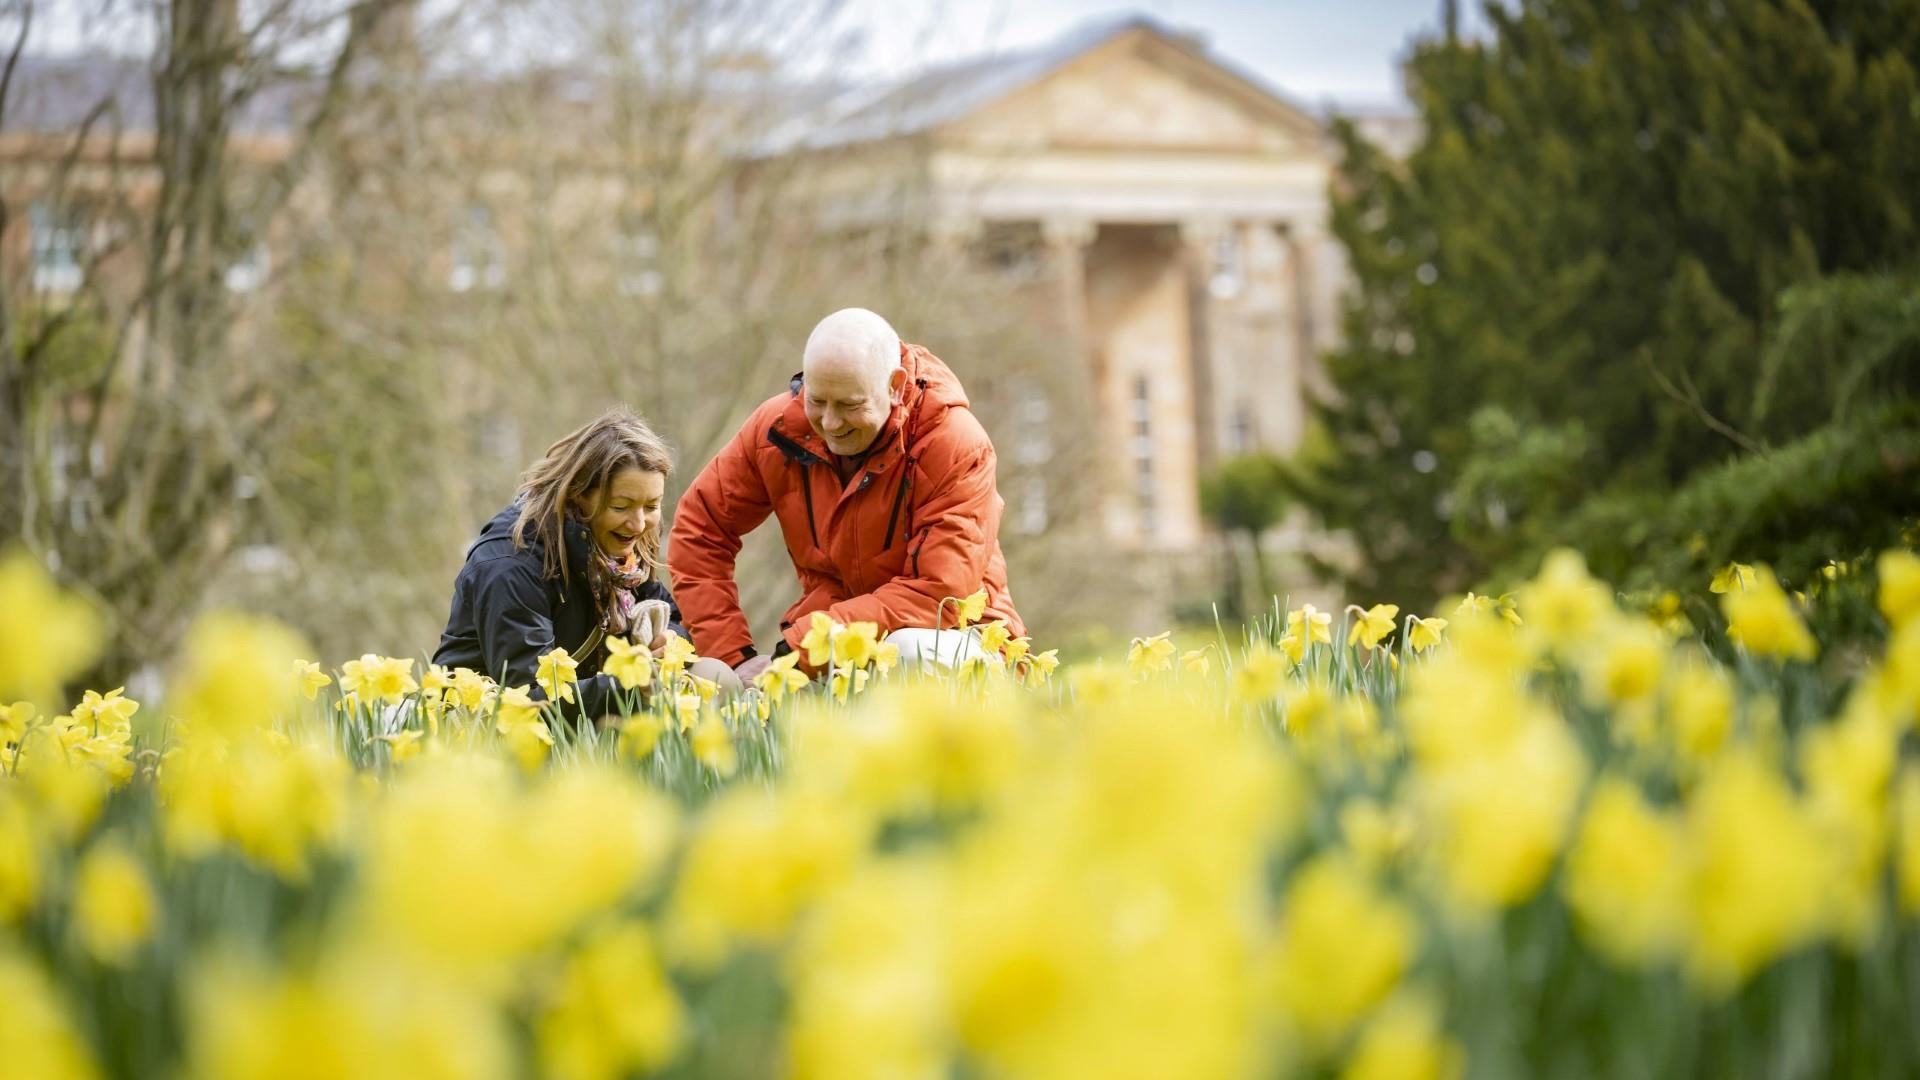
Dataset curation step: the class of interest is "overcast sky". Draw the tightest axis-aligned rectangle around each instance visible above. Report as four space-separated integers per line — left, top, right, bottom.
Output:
21 0 1452 109
837 0 1455 108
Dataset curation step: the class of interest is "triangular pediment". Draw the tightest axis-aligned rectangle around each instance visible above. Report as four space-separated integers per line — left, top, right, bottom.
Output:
941 26 1321 155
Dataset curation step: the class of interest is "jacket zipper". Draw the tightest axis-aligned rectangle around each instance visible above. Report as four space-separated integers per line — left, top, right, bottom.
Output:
800 471 820 549
882 468 910 550
769 427 826 550
911 526 928 577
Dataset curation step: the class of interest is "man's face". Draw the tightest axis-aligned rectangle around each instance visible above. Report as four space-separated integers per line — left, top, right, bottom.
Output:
803 357 900 456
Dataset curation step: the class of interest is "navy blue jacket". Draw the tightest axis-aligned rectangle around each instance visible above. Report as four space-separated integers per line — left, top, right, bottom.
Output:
433 503 683 718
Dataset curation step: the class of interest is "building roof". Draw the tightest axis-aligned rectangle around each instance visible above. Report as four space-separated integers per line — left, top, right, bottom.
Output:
754 13 1337 156
3 52 310 135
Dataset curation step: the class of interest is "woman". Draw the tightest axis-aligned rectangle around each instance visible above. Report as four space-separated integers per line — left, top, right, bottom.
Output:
433 407 740 718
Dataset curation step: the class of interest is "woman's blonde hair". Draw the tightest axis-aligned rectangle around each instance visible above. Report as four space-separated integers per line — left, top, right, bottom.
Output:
513 406 673 583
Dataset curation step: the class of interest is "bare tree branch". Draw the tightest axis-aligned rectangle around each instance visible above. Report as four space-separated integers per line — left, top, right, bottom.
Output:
1640 349 1765 456
0 0 32 130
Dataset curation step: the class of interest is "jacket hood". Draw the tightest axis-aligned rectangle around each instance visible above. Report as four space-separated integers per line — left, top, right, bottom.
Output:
470 501 596 577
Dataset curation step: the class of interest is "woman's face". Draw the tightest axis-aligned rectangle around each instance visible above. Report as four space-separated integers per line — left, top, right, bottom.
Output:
574 467 665 561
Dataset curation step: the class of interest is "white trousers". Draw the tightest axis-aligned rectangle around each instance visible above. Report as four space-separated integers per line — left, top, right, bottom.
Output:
885 628 992 672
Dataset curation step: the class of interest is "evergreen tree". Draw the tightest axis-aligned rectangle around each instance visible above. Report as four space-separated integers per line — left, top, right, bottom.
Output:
1305 0 1920 607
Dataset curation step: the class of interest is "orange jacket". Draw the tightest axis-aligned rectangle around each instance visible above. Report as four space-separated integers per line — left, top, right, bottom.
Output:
669 342 1023 666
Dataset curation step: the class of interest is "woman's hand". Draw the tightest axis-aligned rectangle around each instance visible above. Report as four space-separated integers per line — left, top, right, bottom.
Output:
632 600 674 653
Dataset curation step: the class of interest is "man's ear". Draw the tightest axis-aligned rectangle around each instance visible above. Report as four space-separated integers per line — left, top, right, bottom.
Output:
888 365 909 403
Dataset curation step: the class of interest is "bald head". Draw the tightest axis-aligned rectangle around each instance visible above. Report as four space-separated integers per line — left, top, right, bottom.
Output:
800 308 906 456
803 308 901 390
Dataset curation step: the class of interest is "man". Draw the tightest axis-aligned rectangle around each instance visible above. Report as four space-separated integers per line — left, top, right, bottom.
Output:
670 307 1023 680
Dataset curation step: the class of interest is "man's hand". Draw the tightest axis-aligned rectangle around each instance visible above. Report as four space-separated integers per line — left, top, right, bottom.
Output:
649 630 682 658
734 654 773 683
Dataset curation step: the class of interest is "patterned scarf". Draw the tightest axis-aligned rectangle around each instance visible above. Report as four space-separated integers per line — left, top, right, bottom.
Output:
568 513 653 637
585 547 652 636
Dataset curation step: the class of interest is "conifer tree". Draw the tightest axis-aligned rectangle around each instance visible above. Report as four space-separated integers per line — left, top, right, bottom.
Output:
1307 0 1920 605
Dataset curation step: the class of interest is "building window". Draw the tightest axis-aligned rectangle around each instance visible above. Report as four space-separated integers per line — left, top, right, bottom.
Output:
449 203 505 292
1229 403 1256 454
30 200 84 293
1131 375 1155 536
225 239 271 292
1013 390 1052 535
1016 393 1052 466
614 219 662 297
1017 475 1048 535
1208 227 1242 299
976 221 1044 283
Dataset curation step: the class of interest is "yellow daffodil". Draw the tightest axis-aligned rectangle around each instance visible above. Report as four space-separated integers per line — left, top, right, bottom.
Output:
1340 994 1463 1080
0 550 103 710
1407 616 1448 654
616 712 663 763
71 687 139 733
755 652 810 702
832 621 882 669
72 837 157 964
501 716 554 771
949 588 989 628
1710 562 1757 594
0 700 35 746
1663 661 1734 764
378 729 425 764
1233 644 1289 704
602 635 654 691
1897 765 1920 915
1685 749 1827 991
1517 549 1613 651
1563 775 1685 966
801 611 839 668
829 667 870 703
537 920 685 1080
171 613 309 737
448 667 492 711
1127 631 1176 677
1288 603 1334 647
978 619 1013 658
657 636 698 683
490 685 544 730
1271 855 1418 1039
0 950 101 1079
1348 603 1399 649
293 659 332 700
340 654 418 705
1279 632 1305 664
1584 618 1665 705
1455 592 1495 618
1722 565 1816 662
1878 549 1920 630
535 648 580 706
1341 798 1415 873
1001 636 1031 665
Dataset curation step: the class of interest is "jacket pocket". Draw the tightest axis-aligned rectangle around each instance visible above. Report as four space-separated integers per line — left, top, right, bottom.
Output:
909 526 931 579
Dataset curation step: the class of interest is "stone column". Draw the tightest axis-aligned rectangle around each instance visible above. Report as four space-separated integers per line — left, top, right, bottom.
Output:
1040 216 1096 357
1278 219 1339 409
1179 217 1228 476
927 213 984 256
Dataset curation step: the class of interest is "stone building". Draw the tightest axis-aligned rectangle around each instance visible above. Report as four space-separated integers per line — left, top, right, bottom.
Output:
764 16 1353 554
